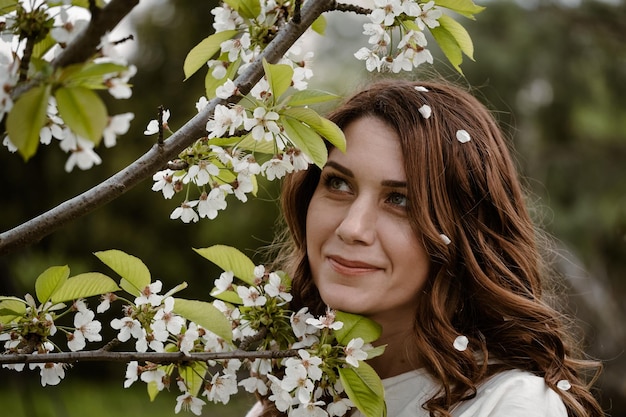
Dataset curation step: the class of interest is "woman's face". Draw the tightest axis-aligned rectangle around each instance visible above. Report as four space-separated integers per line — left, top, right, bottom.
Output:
306 116 431 328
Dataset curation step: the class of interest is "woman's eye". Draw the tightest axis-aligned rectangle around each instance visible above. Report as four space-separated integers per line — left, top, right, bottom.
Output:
327 176 350 192
387 193 408 208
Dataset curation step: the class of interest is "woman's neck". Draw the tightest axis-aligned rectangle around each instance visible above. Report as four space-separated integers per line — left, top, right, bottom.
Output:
366 325 421 379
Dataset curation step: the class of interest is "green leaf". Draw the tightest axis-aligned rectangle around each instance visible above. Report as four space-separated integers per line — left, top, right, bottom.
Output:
0 299 27 324
35 265 70 304
228 132 275 154
282 107 346 152
94 250 151 297
33 33 57 59
263 59 294 102
184 30 238 80
281 115 328 168
430 25 463 74
179 361 208 396
0 0 18 15
50 272 121 303
223 0 261 19
55 86 108 144
311 15 327 35
435 0 485 19
338 363 386 417
60 62 128 87
286 89 341 107
209 288 243 305
6 84 51 160
173 298 233 342
193 245 256 286
438 14 475 60
334 311 382 345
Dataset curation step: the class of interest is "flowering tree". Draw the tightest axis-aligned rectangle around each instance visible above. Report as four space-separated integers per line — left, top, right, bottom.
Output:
0 0 483 415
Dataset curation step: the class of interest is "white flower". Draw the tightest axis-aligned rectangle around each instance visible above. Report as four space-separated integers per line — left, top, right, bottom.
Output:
291 307 317 339
60 133 102 172
211 5 242 32
203 373 239 404
236 286 267 307
102 112 134 148
440 234 451 245
417 1 443 30
221 33 251 62
453 335 469 351
344 338 368 367
286 350 323 381
239 376 268 396
354 47 381 72
51 19 88 44
306 310 343 331
261 157 294 181
233 172 254 202
268 375 294 412
206 104 244 138
456 129 471 143
418 104 432 119
140 368 166 391
184 160 220 186
175 393 206 415
363 22 389 46
291 400 328 417
198 187 228 219
327 398 354 417
67 309 102 351
264 272 292 302
152 169 178 199
370 0 403 26
97 293 117 313
170 200 199 223
282 361 314 401
144 109 170 135
391 50 414 73
243 107 281 142
135 280 164 307
213 271 234 295
180 322 200 355
153 297 185 335
215 78 238 99
250 78 272 102
195 96 209 113
124 361 139 388
32 362 66 386
110 317 143 342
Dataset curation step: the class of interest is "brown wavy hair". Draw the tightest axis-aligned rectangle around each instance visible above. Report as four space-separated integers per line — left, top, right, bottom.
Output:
268 79 603 417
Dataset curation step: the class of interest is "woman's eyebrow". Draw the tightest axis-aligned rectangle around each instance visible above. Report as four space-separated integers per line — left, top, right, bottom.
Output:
324 161 407 188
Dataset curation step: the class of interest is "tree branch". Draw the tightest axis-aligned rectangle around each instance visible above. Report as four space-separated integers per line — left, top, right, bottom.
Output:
0 349 298 365
0 0 336 256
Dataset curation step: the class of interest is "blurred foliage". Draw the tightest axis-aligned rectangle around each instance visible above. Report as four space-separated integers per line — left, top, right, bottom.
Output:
1 0 625 415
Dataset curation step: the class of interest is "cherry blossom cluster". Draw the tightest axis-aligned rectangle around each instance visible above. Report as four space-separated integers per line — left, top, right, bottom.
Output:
0 295 102 386
149 84 313 223
0 0 136 171
354 0 442 72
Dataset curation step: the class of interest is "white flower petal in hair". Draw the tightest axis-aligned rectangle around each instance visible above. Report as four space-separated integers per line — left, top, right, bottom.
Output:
453 335 469 351
418 104 432 119
414 86 429 92
456 129 471 143
440 233 451 245
557 380 572 391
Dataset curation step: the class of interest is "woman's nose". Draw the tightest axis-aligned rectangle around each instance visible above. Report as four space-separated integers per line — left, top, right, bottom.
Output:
335 197 376 245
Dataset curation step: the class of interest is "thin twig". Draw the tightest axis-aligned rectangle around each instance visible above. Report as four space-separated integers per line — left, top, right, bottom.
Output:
0 348 298 365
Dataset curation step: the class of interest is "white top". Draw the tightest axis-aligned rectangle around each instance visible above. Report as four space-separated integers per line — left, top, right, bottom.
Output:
354 368 567 417
246 368 567 417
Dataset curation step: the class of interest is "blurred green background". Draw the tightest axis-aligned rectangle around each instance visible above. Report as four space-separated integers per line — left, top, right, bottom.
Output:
1 0 625 415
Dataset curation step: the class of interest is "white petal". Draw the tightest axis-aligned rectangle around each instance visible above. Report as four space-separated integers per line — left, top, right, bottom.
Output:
418 104 432 119
456 129 471 143
453 335 469 351
440 233 451 245
557 380 571 391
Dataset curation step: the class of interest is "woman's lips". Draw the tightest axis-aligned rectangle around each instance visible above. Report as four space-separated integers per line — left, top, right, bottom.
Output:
327 256 382 275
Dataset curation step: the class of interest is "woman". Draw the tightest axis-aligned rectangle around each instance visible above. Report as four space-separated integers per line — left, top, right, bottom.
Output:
256 79 603 417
